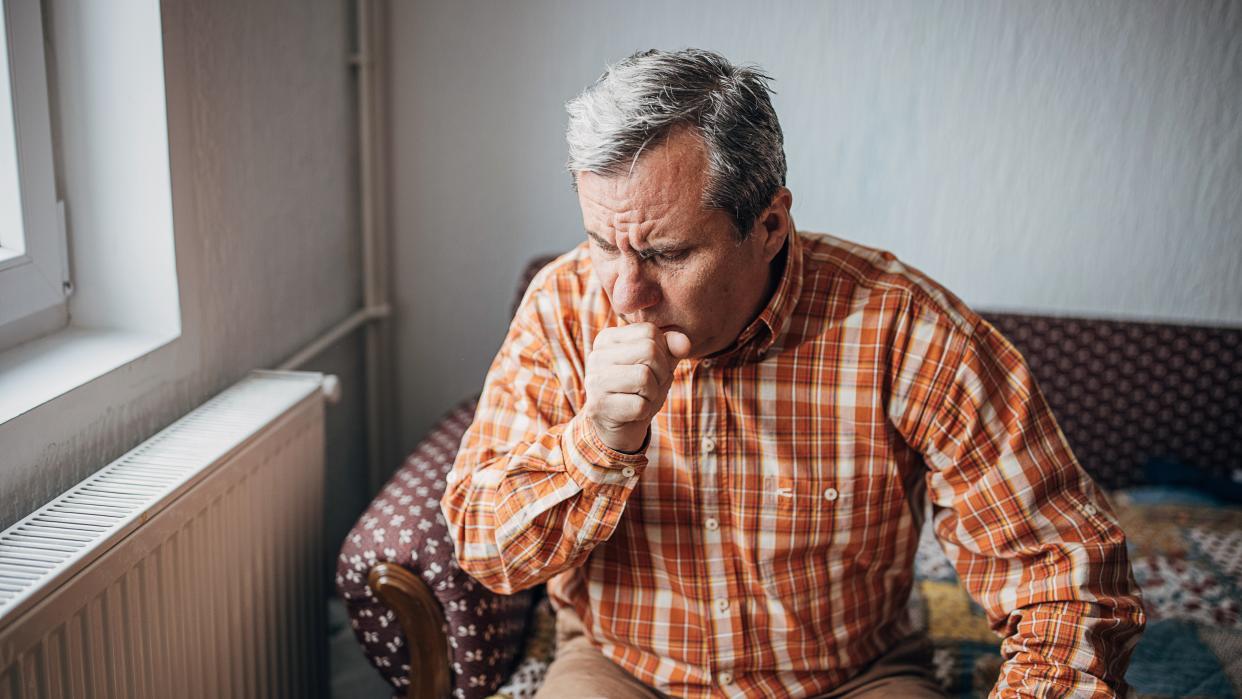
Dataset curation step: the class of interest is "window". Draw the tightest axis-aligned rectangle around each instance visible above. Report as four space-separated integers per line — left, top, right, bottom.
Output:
0 0 68 352
0 0 179 425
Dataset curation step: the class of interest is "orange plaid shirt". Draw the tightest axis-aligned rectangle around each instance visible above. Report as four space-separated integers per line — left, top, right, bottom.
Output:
443 230 1145 698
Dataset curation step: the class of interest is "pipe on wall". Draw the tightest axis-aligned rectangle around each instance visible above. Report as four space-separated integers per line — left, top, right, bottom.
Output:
277 0 394 494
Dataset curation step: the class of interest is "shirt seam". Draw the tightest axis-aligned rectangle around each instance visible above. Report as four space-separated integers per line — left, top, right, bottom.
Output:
903 297 981 450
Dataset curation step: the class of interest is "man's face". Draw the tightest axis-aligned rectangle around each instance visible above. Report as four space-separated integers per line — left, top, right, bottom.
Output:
577 129 790 358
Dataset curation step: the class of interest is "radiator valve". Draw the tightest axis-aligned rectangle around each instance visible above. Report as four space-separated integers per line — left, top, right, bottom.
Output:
322 374 342 405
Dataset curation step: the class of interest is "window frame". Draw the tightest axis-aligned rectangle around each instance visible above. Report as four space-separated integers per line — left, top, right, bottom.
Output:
0 0 180 427
0 0 68 343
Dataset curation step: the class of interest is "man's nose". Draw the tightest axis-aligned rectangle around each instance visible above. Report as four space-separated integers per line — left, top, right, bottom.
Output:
610 257 661 315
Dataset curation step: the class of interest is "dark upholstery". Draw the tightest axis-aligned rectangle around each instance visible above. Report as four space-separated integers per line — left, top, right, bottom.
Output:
987 314 1241 489
336 255 562 699
336 400 532 698
339 251 1242 698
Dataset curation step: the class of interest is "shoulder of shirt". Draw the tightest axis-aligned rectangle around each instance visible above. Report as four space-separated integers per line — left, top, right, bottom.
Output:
797 231 982 336
519 241 598 305
511 242 606 346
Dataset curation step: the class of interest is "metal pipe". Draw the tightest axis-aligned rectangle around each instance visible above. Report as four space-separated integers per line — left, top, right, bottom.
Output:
356 0 392 494
275 304 390 373
278 0 393 494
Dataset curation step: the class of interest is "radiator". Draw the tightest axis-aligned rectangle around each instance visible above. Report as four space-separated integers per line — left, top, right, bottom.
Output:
0 370 333 698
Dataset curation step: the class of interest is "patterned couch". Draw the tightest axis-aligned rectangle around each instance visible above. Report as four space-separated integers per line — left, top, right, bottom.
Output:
337 256 1242 699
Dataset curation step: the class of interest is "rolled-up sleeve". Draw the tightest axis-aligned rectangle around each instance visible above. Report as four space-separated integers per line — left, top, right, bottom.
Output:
900 313 1146 697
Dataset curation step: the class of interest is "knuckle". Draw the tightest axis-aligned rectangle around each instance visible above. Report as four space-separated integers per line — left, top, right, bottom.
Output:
594 326 620 347
585 353 603 374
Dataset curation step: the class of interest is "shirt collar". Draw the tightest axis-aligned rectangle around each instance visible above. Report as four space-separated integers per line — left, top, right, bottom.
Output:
722 228 805 363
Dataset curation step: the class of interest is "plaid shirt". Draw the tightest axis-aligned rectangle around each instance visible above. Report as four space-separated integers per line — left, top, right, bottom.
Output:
443 230 1145 698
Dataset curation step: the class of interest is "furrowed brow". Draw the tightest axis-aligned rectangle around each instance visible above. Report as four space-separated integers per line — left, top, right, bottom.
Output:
586 230 677 258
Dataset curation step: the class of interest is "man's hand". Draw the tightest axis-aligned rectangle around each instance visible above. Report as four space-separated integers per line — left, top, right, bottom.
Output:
583 323 692 453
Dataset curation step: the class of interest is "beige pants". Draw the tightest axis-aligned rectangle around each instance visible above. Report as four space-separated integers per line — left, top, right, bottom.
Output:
535 606 946 699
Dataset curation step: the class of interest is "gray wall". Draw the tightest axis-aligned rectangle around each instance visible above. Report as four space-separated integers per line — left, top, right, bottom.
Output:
0 0 371 573
389 0 1242 450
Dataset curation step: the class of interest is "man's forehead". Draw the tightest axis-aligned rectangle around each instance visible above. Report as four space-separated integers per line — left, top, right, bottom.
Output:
577 168 681 210
579 170 694 239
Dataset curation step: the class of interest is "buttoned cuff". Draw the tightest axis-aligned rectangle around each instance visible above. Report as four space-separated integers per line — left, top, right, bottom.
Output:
562 414 647 491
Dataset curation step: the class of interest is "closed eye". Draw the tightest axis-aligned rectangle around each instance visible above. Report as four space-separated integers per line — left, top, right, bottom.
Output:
586 231 619 255
587 230 688 264
648 250 688 263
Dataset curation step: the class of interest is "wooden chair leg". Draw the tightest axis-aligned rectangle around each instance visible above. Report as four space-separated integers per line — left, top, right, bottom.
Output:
368 563 452 699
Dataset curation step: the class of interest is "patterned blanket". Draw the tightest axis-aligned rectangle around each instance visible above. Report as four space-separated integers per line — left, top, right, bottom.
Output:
914 493 1242 697
490 492 1242 698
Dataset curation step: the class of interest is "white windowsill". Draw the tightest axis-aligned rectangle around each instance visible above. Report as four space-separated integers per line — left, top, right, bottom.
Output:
0 1 181 429
0 327 178 425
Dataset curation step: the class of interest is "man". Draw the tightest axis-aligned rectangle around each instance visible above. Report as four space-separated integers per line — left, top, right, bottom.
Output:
443 49 1144 698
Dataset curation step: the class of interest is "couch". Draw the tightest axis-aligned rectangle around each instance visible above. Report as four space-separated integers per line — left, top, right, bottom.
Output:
337 255 1242 699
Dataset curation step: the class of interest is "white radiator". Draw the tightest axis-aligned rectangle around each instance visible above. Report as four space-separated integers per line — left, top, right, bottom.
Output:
0 370 332 698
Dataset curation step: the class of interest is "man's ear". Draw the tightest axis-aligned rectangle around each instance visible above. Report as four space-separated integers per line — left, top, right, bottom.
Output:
753 187 793 262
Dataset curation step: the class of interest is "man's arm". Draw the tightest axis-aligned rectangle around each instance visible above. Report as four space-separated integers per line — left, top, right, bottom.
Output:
441 281 685 595
888 304 1146 698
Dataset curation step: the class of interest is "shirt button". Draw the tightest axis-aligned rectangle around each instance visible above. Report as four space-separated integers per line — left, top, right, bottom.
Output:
704 517 719 531
701 358 715 369
702 436 717 453
717 670 734 685
1082 504 1097 516
823 487 839 501
621 466 636 478
714 598 729 614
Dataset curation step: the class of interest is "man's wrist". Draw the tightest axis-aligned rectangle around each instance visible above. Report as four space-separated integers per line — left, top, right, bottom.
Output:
591 417 650 454
612 427 650 455
571 415 648 468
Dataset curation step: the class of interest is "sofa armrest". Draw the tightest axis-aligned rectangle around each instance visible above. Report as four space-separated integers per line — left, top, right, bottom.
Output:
337 398 536 699
368 563 451 699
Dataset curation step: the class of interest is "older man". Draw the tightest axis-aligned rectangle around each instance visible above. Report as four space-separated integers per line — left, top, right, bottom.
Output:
442 49 1144 698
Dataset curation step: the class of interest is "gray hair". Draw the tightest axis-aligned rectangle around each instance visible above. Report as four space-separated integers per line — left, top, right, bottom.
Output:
565 48 787 238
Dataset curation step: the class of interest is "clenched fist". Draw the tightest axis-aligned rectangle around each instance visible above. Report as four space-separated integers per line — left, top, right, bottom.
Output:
584 323 693 453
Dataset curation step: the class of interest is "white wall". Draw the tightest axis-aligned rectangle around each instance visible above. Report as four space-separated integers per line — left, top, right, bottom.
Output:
1 0 371 574
389 0 1242 448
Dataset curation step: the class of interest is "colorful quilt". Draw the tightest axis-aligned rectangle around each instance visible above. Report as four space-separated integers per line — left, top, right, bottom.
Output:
489 491 1242 699
912 492 1242 698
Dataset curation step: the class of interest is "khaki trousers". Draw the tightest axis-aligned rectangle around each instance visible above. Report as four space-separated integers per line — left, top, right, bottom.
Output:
535 606 946 699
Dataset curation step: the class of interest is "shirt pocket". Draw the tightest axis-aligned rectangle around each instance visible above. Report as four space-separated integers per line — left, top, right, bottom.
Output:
751 475 893 600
